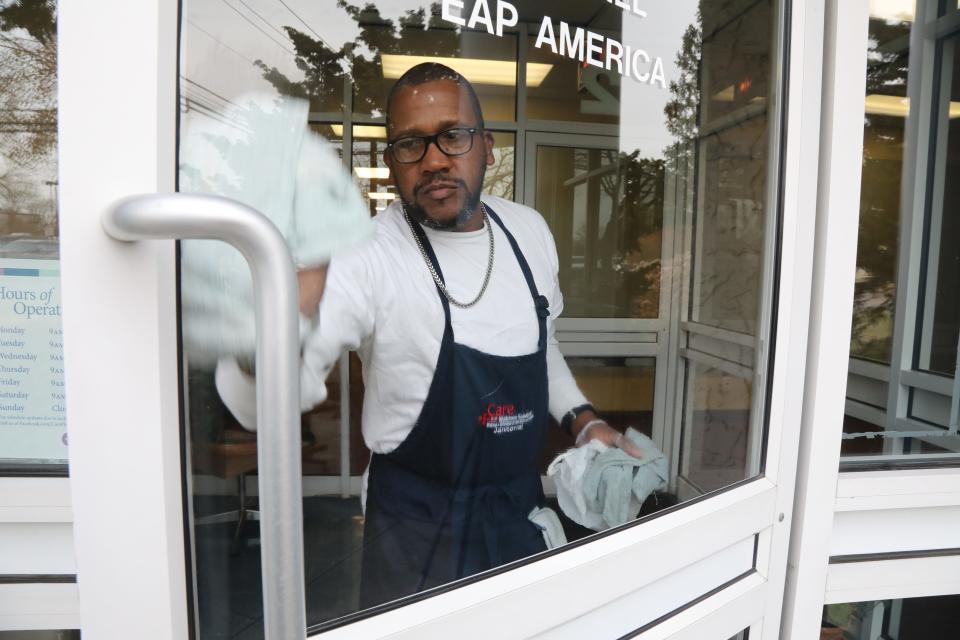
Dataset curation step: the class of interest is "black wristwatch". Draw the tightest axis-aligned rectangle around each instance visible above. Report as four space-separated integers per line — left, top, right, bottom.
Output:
560 403 594 436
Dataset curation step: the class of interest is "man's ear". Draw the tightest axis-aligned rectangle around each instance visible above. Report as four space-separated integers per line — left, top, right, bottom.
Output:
383 147 394 173
483 131 495 165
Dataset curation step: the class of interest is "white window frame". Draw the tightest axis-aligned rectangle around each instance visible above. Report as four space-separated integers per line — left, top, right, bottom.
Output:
781 2 960 638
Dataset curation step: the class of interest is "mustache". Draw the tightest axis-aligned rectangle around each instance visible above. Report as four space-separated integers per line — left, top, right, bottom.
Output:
413 177 467 197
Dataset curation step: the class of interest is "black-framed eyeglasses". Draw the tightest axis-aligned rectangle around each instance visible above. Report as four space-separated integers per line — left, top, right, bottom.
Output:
387 127 480 164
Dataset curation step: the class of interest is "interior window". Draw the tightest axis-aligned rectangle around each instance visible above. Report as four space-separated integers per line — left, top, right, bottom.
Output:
842 0 960 462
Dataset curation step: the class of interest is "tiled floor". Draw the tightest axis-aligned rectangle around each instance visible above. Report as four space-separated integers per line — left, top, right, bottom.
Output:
194 496 365 639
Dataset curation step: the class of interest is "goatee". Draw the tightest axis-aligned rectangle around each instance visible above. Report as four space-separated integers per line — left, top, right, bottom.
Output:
403 176 484 231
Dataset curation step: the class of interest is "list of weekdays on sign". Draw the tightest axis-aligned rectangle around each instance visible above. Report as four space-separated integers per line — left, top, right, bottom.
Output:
0 258 67 463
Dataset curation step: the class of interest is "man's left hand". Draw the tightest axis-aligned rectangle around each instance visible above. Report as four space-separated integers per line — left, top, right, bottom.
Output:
572 413 643 458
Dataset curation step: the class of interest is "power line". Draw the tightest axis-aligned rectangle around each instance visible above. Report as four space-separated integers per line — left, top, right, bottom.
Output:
186 19 258 66
220 0 295 56
179 90 253 135
180 76 238 109
271 0 334 51
180 95 243 132
232 0 290 41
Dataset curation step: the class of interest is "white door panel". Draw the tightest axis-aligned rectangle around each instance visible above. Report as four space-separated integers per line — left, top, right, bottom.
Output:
59 0 187 637
315 481 774 639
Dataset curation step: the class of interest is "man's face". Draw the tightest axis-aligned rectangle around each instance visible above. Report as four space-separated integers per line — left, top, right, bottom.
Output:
384 80 495 230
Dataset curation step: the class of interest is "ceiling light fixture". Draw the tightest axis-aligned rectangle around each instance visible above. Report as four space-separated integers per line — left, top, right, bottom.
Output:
329 125 387 139
380 54 553 87
866 94 960 119
355 167 391 180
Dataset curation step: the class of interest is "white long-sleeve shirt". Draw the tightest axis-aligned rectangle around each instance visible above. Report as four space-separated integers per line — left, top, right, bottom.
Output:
217 194 588 454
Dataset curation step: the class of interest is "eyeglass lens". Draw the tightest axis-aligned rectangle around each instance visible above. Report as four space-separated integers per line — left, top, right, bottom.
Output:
392 129 475 163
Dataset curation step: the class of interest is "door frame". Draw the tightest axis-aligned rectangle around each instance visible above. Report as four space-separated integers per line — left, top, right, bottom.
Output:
58 0 189 638
57 0 827 638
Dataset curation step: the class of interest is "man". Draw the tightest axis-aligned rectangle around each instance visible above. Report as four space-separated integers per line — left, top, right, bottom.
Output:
218 63 639 608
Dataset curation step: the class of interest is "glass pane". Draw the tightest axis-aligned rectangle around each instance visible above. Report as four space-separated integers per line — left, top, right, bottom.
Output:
690 4 773 336
841 10 960 462
352 24 517 122
681 362 753 493
0 0 65 467
526 31 620 125
916 36 960 376
535 145 662 319
182 2 344 113
692 118 769 335
850 9 909 364
822 595 960 639
700 4 771 127
179 0 785 633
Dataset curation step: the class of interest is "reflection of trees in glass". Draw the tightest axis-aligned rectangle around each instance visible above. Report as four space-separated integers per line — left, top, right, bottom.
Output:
565 14 704 320
256 2 515 196
665 18 702 145
0 0 57 236
597 152 665 318
256 1 454 114
485 143 513 199
850 17 910 363
670 2 773 335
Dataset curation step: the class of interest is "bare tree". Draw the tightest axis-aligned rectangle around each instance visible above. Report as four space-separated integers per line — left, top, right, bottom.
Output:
0 0 57 220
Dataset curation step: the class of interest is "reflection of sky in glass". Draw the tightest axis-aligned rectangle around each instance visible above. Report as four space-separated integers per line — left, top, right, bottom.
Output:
183 0 702 151
183 1 448 107
619 1 699 158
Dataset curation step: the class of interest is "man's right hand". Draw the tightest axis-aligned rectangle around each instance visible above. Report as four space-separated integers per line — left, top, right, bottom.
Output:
298 265 328 317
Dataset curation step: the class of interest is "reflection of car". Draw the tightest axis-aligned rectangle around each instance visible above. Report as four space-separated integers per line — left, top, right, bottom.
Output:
0 236 59 259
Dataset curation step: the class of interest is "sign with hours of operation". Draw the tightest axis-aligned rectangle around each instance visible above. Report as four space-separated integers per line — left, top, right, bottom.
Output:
0 258 67 463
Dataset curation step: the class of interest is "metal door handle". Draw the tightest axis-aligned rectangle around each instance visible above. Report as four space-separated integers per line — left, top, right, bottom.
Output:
103 193 306 640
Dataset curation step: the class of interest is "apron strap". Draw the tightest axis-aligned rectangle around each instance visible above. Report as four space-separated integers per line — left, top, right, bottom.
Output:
484 205 549 351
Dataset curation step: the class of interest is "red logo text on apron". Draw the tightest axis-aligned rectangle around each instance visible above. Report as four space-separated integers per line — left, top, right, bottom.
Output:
478 403 535 435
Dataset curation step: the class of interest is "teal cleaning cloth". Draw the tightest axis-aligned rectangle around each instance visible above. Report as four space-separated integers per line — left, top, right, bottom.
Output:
580 429 669 530
178 92 374 364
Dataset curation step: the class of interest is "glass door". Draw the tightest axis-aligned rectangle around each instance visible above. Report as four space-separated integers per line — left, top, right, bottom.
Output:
59 0 820 638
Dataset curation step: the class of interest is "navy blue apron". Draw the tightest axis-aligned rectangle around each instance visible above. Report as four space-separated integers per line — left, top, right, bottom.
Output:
359 205 550 608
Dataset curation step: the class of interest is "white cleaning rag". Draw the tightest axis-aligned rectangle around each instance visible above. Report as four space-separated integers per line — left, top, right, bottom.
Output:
547 428 669 531
528 506 568 550
178 92 374 365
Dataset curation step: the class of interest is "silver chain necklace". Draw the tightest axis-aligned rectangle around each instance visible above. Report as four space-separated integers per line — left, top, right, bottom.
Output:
403 202 495 309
